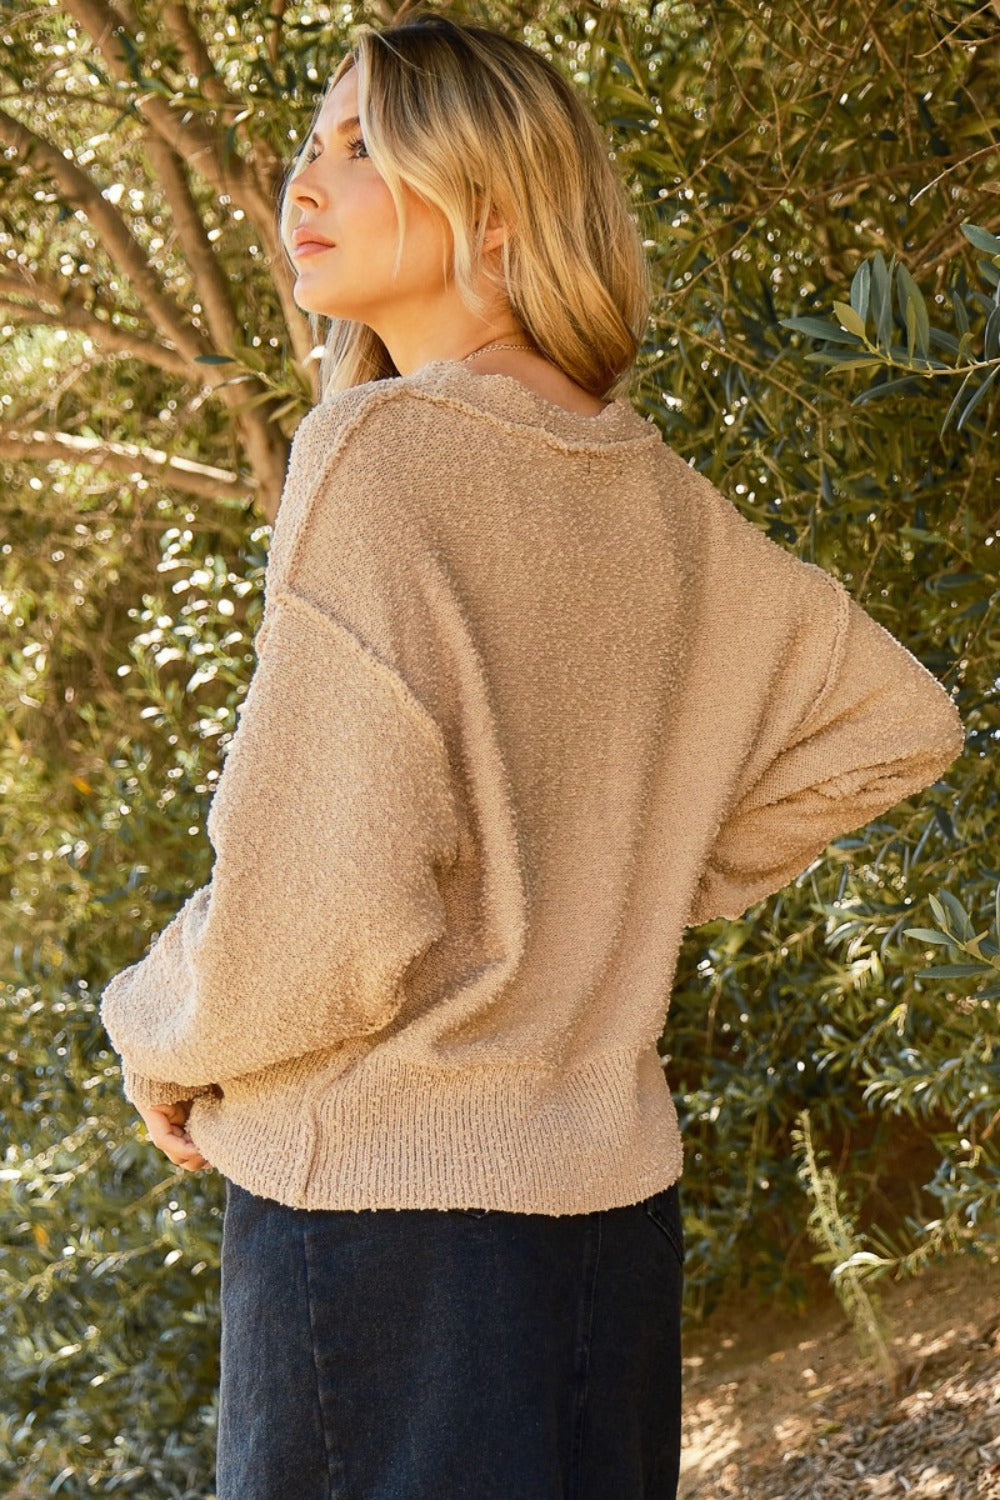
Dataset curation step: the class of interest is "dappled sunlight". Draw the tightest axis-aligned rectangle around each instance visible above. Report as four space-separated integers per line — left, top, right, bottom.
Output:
679 1249 1000 1498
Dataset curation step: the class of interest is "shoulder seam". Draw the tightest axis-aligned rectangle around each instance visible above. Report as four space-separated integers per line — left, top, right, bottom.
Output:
261 585 453 773
282 384 416 589
798 570 851 731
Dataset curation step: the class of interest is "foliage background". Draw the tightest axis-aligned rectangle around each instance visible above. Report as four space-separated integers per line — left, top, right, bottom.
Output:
1 0 998 1491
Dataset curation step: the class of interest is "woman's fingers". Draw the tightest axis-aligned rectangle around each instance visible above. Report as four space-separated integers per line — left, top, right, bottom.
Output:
176 1128 210 1171
142 1105 212 1171
167 1123 210 1171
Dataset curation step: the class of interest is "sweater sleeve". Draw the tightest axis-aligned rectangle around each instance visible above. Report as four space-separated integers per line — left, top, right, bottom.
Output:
99 585 460 1089
687 575 965 925
118 1067 220 1112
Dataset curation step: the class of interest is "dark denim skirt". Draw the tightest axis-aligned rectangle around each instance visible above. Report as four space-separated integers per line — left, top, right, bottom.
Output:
215 1176 684 1499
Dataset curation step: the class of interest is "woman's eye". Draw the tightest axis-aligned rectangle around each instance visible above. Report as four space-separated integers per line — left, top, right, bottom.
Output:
345 134 368 159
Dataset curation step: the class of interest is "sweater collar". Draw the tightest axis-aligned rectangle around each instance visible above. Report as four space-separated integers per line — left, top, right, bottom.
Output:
397 358 661 449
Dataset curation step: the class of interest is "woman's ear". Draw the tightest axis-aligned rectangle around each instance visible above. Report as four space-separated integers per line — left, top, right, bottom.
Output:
476 196 513 257
483 216 512 255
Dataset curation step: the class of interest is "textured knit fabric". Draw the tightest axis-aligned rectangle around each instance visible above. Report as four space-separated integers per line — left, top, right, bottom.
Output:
99 357 966 1214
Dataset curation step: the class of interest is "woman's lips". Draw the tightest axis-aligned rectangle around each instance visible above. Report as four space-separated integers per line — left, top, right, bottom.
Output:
293 242 335 257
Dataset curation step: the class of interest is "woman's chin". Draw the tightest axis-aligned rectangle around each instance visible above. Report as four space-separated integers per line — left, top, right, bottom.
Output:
292 289 339 317
290 280 341 318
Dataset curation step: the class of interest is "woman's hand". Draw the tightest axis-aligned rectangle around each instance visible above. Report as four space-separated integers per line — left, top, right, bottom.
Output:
138 1098 212 1173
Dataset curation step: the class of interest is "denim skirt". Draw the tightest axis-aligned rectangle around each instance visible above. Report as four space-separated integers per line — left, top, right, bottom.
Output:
214 1176 684 1500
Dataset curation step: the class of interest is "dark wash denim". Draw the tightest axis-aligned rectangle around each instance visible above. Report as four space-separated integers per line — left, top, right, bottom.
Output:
215 1176 684 1500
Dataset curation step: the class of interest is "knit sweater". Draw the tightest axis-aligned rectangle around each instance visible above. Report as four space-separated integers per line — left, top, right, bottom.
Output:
99 357 965 1214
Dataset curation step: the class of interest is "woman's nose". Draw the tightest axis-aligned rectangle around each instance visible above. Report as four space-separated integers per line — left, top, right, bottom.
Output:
289 172 322 210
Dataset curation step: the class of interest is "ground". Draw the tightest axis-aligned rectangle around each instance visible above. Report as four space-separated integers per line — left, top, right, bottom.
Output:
679 1251 1000 1498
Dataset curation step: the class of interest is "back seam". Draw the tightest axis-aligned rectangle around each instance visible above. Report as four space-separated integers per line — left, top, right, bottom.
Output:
568 1214 603 1500
302 1219 347 1498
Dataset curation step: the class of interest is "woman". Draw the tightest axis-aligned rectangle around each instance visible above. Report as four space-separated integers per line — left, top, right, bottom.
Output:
100 12 965 1499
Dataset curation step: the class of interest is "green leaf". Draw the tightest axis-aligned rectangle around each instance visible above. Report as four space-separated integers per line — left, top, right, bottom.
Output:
806 353 881 372
933 888 973 940
984 305 1000 362
960 222 1000 257
897 264 930 361
951 287 971 337
194 354 236 365
928 327 960 356
956 365 1000 432
780 315 864 345
914 964 987 979
902 928 958 946
941 368 977 434
852 375 923 404
832 300 868 339
869 253 885 327
850 260 871 323
872 252 894 349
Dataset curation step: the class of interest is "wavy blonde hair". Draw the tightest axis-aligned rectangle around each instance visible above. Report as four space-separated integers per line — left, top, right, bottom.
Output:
277 9 653 403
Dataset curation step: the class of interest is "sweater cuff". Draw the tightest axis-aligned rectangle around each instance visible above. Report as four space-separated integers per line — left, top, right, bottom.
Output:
120 1065 220 1111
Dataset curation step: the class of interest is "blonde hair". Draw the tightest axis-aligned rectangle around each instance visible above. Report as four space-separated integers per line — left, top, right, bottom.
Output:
277 10 653 403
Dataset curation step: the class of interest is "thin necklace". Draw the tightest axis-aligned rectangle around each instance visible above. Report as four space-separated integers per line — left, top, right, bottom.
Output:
460 338 537 363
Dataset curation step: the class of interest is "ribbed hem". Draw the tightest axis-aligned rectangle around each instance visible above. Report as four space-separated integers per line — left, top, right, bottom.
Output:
184 1046 684 1216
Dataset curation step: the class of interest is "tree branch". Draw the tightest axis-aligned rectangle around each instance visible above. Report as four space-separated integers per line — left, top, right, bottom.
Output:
64 0 276 247
0 429 248 503
62 0 314 369
245 168 320 382
1 278 287 524
0 105 204 360
107 0 140 29
132 137 292 513
0 285 190 378
141 134 240 354
2 317 287 515
0 267 104 317
0 122 292 514
161 0 237 108
266 0 288 68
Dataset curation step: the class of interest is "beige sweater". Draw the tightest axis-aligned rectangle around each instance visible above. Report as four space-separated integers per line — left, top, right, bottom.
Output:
99 358 965 1213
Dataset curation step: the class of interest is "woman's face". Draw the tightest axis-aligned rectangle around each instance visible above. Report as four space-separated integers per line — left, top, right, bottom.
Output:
287 67 456 343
